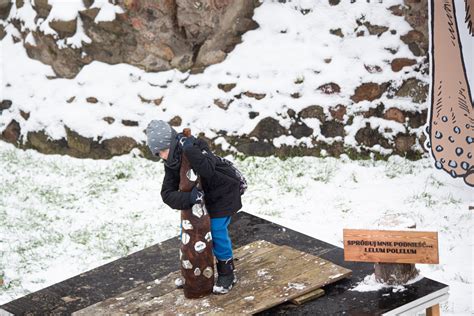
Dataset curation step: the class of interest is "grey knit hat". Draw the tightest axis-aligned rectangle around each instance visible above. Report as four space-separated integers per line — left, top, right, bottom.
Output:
146 120 177 156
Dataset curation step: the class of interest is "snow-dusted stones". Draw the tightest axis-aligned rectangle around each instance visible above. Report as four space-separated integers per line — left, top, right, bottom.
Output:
192 204 203 218
179 249 183 260
182 232 190 245
194 241 206 253
205 232 212 242
12 0 259 78
182 219 193 230
2 0 433 162
186 169 197 181
182 260 192 269
203 267 213 278
194 268 201 276
175 277 184 287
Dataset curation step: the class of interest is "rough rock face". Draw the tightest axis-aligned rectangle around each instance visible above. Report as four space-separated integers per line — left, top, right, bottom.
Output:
0 0 12 20
0 126 149 160
1 120 20 144
395 78 428 103
355 123 390 149
249 117 287 140
0 0 431 161
351 82 389 103
10 0 259 78
0 102 429 160
389 0 428 58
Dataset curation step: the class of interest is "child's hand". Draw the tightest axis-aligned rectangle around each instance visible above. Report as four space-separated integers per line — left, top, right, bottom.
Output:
189 186 204 205
178 135 196 150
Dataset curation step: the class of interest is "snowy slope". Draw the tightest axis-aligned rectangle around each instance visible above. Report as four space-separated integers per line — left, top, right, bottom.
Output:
1 0 427 155
0 142 472 314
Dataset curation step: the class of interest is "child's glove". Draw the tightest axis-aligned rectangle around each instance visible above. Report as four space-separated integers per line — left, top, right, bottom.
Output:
178 135 196 150
189 186 204 205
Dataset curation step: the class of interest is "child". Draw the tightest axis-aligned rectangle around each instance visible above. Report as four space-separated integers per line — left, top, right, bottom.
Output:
146 119 242 294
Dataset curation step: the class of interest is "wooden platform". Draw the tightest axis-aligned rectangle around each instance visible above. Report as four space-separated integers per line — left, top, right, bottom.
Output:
1 212 450 315
73 240 351 315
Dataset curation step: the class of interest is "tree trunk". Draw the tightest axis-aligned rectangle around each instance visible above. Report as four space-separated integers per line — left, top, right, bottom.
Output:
179 128 214 299
374 263 419 285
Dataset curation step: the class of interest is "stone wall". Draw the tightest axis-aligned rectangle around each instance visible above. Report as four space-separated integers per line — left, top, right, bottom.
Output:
2 0 259 78
0 0 431 161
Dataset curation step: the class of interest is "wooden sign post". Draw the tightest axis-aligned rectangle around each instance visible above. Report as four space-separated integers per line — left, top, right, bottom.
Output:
343 229 439 264
179 128 214 299
343 229 439 285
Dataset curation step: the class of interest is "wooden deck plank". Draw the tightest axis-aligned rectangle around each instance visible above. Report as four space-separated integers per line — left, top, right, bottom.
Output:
218 246 351 314
73 240 278 315
74 240 351 315
290 288 325 305
232 239 279 261
72 270 179 315
129 243 294 315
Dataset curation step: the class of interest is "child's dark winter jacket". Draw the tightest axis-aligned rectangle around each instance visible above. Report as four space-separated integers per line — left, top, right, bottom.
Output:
161 137 242 218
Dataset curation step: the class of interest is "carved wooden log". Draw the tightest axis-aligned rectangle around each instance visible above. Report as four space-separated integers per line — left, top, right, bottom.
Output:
179 128 214 299
429 0 474 186
374 263 419 285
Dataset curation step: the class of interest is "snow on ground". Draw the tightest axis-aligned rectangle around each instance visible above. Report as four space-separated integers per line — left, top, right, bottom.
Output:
1 0 427 154
0 142 176 297
0 142 472 314
350 272 424 293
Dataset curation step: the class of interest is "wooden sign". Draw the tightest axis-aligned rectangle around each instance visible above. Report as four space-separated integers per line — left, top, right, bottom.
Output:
343 229 439 264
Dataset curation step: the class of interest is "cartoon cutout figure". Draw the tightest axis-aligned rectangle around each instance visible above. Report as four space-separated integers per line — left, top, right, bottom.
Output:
426 0 474 187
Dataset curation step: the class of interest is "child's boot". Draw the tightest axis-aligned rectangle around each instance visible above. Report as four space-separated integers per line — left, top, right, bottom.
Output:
213 258 237 294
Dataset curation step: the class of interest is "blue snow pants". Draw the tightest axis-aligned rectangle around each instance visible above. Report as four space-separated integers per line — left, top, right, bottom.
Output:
180 215 233 261
209 216 233 260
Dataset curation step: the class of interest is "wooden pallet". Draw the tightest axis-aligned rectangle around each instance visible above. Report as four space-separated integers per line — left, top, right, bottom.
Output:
73 240 351 315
